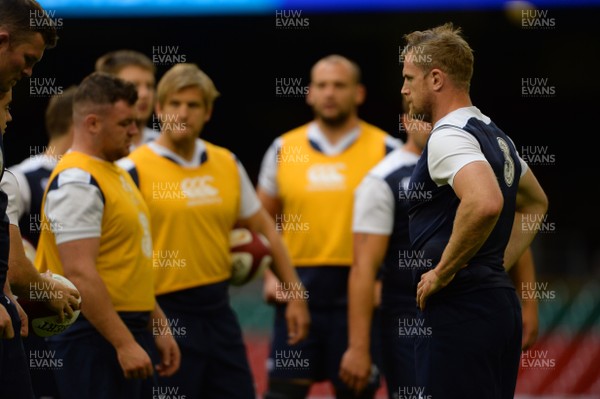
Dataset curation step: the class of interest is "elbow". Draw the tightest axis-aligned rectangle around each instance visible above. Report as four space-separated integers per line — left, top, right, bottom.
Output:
479 195 504 222
539 193 549 215
518 191 549 218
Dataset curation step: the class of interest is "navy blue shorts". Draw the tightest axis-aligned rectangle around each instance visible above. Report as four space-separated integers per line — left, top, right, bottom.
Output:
155 283 255 399
414 288 522 399
0 294 35 399
268 304 382 392
380 306 417 399
22 331 61 398
48 312 155 399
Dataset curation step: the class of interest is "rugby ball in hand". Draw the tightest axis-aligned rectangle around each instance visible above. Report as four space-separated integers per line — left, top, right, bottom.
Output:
17 273 81 337
229 228 272 286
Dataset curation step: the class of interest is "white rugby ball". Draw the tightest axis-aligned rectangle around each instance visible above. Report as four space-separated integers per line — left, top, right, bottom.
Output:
18 273 81 337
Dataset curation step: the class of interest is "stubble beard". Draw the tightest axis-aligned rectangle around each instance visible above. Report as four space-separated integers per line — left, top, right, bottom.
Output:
315 108 352 128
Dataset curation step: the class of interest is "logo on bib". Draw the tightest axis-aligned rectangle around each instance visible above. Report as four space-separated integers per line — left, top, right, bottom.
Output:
181 176 222 205
306 163 346 190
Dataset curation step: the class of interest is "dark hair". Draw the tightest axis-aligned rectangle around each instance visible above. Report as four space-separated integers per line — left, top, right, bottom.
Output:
74 72 138 111
95 49 156 75
45 85 76 139
0 0 58 48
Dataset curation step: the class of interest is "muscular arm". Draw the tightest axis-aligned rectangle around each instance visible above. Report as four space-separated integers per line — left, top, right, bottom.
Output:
149 303 181 377
257 188 285 303
1 280 16 339
6 224 41 296
509 247 539 350
240 207 300 293
504 169 548 270
1 169 79 320
257 188 282 217
57 238 153 379
8 224 79 320
417 161 503 310
239 205 309 344
339 232 389 392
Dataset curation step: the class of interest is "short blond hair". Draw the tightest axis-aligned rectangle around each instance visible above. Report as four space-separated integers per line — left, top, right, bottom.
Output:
403 22 474 90
156 63 220 109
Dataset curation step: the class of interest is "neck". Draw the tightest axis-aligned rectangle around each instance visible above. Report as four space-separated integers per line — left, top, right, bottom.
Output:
156 134 196 162
431 90 472 126
44 135 72 159
314 115 360 145
402 139 421 156
132 119 149 147
70 141 107 161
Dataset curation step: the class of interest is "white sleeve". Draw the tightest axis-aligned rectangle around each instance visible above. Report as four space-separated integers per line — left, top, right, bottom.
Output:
9 167 30 219
507 136 529 177
236 159 262 219
518 156 528 177
44 168 104 245
427 127 487 187
257 138 282 197
115 157 135 173
0 170 22 226
353 175 395 235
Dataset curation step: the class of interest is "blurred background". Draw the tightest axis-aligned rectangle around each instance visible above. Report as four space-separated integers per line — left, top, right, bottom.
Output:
8 0 600 397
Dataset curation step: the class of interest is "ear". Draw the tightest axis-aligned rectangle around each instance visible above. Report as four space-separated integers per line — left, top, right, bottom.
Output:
430 68 445 92
83 114 100 134
355 83 366 106
0 31 10 51
306 84 314 107
204 105 213 123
